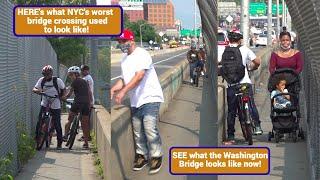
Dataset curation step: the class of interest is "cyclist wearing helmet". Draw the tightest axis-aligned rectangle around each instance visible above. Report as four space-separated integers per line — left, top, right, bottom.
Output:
32 65 66 150
61 66 92 149
198 44 206 75
187 43 201 83
225 31 263 144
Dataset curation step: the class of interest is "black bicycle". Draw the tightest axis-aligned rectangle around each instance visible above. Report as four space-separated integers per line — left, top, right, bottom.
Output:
36 93 58 150
65 99 81 150
235 83 255 145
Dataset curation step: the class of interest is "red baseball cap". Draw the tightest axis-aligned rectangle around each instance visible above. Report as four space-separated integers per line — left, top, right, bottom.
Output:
117 29 135 41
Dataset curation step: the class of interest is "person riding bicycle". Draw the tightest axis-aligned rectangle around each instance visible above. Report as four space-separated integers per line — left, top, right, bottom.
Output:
198 44 206 75
32 65 66 150
187 43 202 83
61 66 92 149
224 31 263 143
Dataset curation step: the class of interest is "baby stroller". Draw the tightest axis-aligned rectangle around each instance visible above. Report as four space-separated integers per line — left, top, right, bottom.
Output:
267 68 305 143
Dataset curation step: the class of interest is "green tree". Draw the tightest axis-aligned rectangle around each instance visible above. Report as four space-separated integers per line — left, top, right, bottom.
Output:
126 20 157 43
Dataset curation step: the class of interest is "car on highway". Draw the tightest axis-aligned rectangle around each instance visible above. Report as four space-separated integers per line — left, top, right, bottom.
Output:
256 33 268 46
218 30 229 62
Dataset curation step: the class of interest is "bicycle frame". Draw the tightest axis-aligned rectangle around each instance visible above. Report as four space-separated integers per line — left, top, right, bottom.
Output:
37 93 58 150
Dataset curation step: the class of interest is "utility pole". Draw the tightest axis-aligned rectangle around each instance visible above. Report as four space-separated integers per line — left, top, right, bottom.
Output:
240 0 249 46
194 0 197 41
282 0 285 28
267 0 273 46
284 3 287 27
90 0 100 104
276 0 280 37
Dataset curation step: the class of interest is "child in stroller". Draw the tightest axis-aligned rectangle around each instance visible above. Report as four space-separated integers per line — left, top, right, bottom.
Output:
271 77 292 109
267 68 304 142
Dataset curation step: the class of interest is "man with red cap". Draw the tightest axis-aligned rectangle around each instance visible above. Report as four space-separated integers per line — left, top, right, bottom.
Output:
111 29 164 174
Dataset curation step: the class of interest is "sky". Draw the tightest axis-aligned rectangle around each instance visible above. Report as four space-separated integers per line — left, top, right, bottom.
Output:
171 0 201 29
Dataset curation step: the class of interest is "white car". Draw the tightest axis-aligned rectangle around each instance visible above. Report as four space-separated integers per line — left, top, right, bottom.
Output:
256 34 268 46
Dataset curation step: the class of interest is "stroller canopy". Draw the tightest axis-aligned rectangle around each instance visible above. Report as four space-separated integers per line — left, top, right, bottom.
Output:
268 68 301 93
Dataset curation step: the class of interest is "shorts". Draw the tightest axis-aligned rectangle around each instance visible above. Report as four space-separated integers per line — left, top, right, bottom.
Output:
70 102 90 116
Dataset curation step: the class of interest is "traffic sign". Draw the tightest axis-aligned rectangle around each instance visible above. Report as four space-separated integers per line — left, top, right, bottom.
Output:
226 15 233 23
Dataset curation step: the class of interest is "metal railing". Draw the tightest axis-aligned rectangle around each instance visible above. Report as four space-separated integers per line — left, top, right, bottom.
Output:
0 0 58 173
286 1 320 179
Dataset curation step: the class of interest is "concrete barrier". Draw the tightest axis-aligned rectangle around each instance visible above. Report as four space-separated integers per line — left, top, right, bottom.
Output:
110 59 188 179
91 105 111 180
111 46 189 64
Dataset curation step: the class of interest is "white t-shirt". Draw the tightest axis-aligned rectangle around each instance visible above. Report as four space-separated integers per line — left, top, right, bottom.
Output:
34 77 65 109
228 43 257 85
83 74 94 103
121 47 164 108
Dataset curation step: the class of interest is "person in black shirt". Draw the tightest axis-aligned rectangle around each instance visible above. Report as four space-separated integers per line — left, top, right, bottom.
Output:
62 66 92 149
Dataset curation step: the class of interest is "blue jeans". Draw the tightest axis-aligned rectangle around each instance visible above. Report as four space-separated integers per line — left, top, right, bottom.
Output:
227 84 260 135
131 102 162 157
189 62 197 79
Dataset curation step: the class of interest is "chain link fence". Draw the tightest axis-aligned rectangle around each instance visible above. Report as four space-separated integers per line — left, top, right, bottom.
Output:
286 1 320 179
0 0 58 173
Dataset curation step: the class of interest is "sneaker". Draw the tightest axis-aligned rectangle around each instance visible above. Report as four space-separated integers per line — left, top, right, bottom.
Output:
62 135 68 142
149 157 162 174
254 126 263 135
56 144 62 150
78 136 92 142
133 154 148 171
190 78 194 84
227 134 235 141
82 143 89 149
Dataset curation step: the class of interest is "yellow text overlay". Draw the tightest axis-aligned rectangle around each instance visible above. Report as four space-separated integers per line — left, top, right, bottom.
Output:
170 147 270 174
14 6 122 36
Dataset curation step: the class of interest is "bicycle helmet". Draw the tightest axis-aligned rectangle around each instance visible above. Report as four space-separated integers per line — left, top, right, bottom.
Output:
42 65 53 75
228 31 243 42
68 66 81 74
191 43 197 49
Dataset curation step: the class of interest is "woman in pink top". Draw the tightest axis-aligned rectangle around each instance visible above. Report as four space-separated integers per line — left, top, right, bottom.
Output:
269 31 304 74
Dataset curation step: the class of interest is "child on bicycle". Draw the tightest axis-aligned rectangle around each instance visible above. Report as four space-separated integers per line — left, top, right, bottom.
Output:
61 66 93 149
271 77 292 109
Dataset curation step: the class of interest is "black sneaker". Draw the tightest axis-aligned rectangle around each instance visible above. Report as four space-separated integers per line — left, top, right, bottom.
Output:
254 126 263 135
62 135 68 142
133 154 148 171
82 143 89 150
56 144 62 150
149 157 162 174
227 134 235 141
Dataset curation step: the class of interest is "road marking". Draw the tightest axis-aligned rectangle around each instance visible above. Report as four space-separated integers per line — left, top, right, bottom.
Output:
153 51 187 65
111 51 187 81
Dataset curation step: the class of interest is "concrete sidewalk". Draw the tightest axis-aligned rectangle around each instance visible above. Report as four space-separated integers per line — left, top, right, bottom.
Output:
16 114 98 180
124 80 203 180
219 72 309 180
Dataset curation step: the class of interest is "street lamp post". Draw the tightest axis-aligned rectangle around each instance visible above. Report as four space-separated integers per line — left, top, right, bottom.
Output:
140 24 145 47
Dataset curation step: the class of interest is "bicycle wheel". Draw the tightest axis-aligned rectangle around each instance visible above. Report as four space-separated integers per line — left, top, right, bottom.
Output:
67 116 79 149
195 69 200 87
37 119 48 151
244 107 253 145
46 118 54 148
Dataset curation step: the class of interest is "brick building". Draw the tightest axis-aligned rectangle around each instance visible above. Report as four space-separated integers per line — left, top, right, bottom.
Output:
144 0 175 29
112 0 144 22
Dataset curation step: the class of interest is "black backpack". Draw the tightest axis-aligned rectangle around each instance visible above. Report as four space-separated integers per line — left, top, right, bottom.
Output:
41 76 63 97
220 45 245 84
